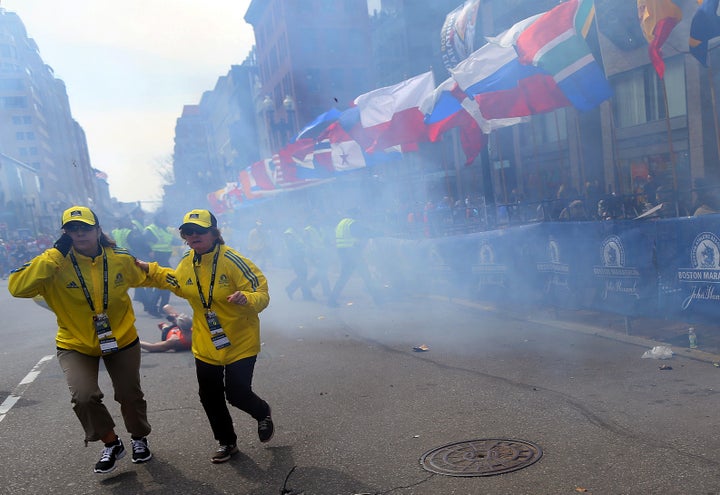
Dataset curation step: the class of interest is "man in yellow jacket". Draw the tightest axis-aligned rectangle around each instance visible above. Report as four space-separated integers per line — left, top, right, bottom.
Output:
8 206 157 474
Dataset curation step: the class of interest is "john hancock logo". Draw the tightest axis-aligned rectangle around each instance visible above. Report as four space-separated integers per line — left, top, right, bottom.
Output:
593 235 639 300
473 241 506 288
678 232 720 310
536 237 569 292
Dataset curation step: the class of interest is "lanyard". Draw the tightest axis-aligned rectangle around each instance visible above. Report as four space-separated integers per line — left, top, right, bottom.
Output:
193 245 221 310
69 249 108 313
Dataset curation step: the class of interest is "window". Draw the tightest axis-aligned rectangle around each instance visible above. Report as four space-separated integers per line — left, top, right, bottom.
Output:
0 44 17 58
25 132 35 140
15 131 24 140
612 58 686 128
0 96 27 108
12 116 21 124
23 116 31 124
0 78 23 90
520 109 568 145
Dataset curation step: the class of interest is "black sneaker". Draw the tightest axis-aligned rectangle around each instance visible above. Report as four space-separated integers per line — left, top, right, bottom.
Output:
94 438 126 474
257 408 274 443
211 444 238 464
131 437 153 463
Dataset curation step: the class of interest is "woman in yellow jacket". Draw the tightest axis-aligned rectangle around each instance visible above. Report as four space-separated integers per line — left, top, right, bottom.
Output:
140 209 273 464
8 206 156 474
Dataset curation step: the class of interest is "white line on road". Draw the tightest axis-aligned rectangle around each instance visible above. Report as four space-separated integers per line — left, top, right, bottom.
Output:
0 355 54 423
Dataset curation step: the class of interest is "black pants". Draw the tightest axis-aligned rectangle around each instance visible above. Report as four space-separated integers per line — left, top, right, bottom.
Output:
329 248 378 303
195 356 269 446
286 255 313 299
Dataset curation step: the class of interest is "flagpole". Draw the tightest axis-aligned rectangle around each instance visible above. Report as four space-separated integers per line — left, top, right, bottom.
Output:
660 77 679 216
707 61 720 162
496 132 508 204
574 109 587 194
608 104 621 197
553 111 565 190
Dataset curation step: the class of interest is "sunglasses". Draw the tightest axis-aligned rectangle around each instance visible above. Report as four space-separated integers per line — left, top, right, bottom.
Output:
180 226 211 236
64 223 96 233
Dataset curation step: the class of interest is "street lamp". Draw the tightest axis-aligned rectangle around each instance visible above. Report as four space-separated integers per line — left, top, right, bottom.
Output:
262 94 298 151
282 94 297 139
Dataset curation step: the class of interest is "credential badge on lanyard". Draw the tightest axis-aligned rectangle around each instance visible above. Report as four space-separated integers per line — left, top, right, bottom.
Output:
71 250 119 355
197 247 231 350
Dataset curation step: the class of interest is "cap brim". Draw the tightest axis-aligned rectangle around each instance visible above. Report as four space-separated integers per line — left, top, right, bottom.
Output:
63 218 96 227
179 222 211 230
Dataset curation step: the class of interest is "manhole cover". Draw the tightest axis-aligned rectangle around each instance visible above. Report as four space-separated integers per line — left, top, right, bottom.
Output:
420 438 543 477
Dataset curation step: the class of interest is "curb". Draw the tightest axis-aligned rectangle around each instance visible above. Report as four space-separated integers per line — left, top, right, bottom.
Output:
429 295 720 366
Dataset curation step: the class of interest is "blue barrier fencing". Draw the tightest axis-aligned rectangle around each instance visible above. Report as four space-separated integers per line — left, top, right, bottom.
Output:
367 215 720 325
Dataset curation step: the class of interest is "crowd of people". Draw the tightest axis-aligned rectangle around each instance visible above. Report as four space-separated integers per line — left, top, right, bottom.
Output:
400 175 720 238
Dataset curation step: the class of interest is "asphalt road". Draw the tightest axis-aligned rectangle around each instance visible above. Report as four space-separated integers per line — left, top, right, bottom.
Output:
1 269 719 495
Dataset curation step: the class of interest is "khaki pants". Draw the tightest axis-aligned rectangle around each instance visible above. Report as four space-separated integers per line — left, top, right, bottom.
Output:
57 341 151 443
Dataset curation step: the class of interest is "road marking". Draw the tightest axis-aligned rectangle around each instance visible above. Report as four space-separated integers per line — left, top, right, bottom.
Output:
0 355 54 424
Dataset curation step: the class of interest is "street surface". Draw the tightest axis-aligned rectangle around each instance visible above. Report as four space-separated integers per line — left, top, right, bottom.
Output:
1 269 720 495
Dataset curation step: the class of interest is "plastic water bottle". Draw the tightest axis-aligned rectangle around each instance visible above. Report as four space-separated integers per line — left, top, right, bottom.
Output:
688 327 698 349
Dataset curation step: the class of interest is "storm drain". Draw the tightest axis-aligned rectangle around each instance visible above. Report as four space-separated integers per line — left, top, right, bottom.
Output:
420 438 543 477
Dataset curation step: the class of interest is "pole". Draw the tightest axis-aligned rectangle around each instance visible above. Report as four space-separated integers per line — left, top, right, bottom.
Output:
660 77 679 215
608 104 621 196
496 132 508 204
574 109 586 193
480 144 496 228
707 61 720 162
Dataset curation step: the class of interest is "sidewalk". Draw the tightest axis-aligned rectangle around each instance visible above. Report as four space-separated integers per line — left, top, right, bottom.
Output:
270 265 720 364
438 296 720 365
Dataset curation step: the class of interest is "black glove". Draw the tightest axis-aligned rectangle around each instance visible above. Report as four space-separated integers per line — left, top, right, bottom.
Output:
53 233 73 257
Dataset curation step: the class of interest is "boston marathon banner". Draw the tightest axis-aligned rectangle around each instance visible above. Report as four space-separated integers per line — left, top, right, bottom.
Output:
441 0 481 71
384 214 720 325
658 216 720 323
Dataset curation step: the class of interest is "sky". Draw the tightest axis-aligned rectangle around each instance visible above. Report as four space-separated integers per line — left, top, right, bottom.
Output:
2 0 257 205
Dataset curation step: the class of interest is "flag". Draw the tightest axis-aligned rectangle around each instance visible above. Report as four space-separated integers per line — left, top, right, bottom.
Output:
207 189 228 214
515 0 613 107
317 121 403 172
249 159 277 190
441 0 482 70
637 0 683 77
206 183 243 213
238 169 263 199
690 0 720 66
450 41 572 118
293 108 341 141
428 107 488 165
353 71 435 152
94 168 108 180
293 140 336 179
422 76 512 164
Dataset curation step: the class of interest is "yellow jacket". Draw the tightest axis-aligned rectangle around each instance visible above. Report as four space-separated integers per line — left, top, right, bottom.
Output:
8 246 157 356
147 243 269 366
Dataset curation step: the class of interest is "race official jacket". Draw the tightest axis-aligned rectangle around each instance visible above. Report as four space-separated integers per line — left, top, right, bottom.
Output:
335 218 357 248
145 224 174 253
147 243 269 366
8 246 158 356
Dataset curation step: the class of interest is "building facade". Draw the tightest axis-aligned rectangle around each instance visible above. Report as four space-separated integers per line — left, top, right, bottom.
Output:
245 0 374 155
0 8 97 235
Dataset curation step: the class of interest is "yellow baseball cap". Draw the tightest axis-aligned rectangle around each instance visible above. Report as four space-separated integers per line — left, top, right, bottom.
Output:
61 206 97 227
179 209 217 229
